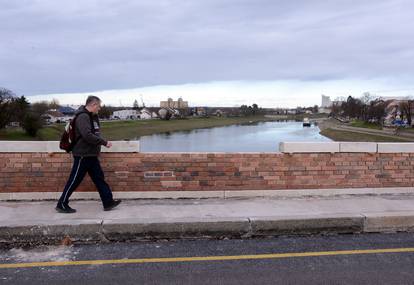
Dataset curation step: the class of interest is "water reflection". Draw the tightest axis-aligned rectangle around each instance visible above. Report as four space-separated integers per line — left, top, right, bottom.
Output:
139 121 330 152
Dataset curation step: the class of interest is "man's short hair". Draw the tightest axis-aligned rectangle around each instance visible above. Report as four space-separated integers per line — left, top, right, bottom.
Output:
86 95 101 106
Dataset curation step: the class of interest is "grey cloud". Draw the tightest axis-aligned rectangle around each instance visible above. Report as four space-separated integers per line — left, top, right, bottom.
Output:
0 0 413 95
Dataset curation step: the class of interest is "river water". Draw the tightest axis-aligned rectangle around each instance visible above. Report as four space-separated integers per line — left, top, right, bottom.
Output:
139 121 330 152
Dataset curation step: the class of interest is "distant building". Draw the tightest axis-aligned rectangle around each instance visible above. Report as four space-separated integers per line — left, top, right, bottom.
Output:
192 107 207 117
383 99 414 126
111 109 138 120
213 109 224 117
160 97 188 109
6 122 20 128
380 96 410 101
58 106 76 116
41 110 72 124
318 95 333 113
287 109 296 115
321 95 332 108
139 108 152 120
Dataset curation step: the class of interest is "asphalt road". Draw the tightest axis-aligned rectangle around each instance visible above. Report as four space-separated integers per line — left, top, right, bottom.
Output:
1 233 414 285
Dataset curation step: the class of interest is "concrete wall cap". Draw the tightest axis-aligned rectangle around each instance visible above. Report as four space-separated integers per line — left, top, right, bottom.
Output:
279 142 340 153
0 141 140 153
339 142 377 153
280 142 414 153
377 143 414 153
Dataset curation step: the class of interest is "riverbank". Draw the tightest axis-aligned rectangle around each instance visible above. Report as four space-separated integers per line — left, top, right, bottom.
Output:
0 115 280 141
318 118 414 142
4 114 407 143
320 129 409 142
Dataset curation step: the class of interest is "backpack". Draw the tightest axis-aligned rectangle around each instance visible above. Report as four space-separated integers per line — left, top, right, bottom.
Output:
59 111 91 153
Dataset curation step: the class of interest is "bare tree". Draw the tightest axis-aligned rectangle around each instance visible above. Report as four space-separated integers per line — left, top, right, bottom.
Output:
10 96 30 123
330 101 343 117
0 88 15 129
368 99 386 125
344 96 363 119
99 105 113 119
49 98 60 110
399 100 414 126
30 101 50 116
360 92 372 105
133 100 139 110
252 103 259 115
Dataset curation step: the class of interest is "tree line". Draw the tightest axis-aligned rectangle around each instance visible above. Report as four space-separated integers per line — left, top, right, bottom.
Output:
330 93 414 126
239 104 262 116
0 87 119 137
0 88 58 136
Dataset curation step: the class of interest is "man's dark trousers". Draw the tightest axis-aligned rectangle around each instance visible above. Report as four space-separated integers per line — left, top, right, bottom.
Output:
58 156 113 208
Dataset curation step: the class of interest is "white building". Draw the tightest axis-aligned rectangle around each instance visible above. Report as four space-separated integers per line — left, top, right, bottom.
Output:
111 109 138 120
41 111 72 124
139 108 152 120
321 95 332 108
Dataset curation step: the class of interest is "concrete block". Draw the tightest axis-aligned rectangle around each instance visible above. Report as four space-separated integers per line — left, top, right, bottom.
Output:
102 217 251 240
224 188 414 198
340 142 377 153
250 214 364 236
363 211 414 232
0 141 47 152
46 141 64 153
0 220 103 243
10 192 60 201
0 140 140 153
0 191 224 201
74 191 224 200
103 141 140 153
279 142 340 153
112 191 224 199
0 193 12 201
71 192 101 200
377 143 414 153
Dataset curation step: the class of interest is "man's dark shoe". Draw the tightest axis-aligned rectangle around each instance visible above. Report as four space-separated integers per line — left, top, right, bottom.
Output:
55 204 77 214
104 200 122 211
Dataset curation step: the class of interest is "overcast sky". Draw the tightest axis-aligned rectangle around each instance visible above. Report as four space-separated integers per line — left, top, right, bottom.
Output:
1 0 414 107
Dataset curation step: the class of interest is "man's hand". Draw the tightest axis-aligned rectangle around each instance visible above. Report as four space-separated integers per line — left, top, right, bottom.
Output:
105 141 113 148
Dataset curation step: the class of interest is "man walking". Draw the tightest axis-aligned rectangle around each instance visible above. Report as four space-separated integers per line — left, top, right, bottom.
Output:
56 96 121 213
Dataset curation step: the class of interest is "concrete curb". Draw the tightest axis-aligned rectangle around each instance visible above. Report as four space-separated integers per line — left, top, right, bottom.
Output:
2 212 414 245
102 217 251 241
249 214 364 236
363 211 414 233
0 220 103 244
2 187 414 201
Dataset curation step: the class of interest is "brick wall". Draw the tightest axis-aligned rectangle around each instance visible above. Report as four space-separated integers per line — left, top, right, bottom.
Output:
1 152 413 193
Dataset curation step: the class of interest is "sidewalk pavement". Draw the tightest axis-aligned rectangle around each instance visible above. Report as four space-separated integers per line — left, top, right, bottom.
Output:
330 126 412 141
1 191 414 245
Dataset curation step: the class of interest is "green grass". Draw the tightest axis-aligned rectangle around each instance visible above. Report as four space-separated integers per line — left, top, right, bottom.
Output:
350 119 382 130
0 125 65 141
320 128 410 142
397 127 414 133
0 128 36 141
37 125 65 140
0 115 276 141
